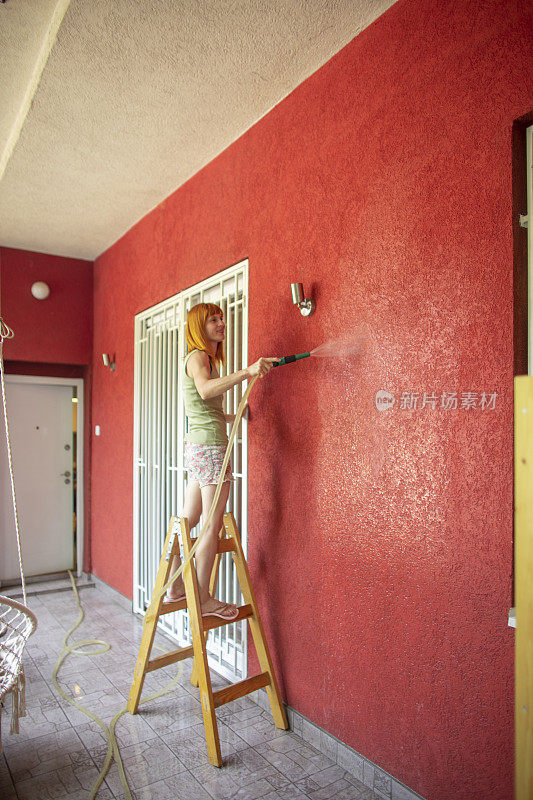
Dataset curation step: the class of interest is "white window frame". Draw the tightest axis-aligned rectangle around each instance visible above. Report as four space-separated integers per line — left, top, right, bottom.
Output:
132 260 249 681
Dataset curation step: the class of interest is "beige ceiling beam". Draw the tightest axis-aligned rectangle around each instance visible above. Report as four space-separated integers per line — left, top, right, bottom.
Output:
0 0 71 183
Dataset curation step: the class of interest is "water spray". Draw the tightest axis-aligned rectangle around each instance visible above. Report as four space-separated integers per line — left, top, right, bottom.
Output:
273 336 363 367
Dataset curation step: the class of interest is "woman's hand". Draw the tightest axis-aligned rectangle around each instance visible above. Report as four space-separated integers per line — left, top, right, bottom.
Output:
247 357 281 378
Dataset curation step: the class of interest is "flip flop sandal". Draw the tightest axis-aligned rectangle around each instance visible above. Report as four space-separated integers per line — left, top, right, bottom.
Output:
201 601 239 621
163 592 186 603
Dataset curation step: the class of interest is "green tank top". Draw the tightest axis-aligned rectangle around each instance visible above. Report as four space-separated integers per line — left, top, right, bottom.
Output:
183 350 228 445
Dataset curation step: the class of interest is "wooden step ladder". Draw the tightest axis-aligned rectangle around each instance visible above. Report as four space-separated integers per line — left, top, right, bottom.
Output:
127 512 288 766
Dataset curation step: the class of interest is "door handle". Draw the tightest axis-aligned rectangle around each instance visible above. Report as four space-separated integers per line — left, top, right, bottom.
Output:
60 471 71 478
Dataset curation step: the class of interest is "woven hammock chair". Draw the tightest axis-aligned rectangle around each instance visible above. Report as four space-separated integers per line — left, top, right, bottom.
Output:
0 596 37 750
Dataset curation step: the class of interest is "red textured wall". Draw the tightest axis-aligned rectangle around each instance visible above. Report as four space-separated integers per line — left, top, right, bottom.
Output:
91 1 533 797
0 247 93 364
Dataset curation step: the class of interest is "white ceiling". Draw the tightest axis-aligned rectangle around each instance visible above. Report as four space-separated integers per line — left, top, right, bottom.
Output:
0 0 396 260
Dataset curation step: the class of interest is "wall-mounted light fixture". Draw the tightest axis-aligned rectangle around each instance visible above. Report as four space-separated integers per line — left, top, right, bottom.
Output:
102 353 116 371
291 282 315 316
31 281 50 300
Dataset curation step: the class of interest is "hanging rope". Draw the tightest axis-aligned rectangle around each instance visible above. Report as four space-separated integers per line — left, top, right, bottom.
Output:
0 250 37 751
0 250 27 606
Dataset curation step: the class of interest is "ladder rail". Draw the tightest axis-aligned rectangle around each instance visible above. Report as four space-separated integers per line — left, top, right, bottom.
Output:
224 513 288 731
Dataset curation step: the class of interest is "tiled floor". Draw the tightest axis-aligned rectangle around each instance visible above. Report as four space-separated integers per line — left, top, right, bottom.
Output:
1 587 382 800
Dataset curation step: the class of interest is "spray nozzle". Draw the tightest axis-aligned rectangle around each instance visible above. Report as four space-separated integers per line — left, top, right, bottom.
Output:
273 352 311 367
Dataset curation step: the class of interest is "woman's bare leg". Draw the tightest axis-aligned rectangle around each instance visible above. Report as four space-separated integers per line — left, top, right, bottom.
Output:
196 481 237 617
166 479 202 600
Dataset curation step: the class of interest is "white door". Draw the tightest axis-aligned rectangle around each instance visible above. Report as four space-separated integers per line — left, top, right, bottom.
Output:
0 380 76 581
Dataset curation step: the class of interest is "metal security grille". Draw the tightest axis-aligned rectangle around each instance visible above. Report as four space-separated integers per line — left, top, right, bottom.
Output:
133 261 249 681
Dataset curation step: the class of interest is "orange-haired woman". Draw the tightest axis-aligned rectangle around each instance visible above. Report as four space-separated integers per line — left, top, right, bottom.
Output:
166 302 279 620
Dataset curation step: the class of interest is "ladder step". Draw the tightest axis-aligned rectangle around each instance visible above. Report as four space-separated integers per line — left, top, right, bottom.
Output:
212 672 271 708
147 646 194 672
157 598 187 615
202 604 253 632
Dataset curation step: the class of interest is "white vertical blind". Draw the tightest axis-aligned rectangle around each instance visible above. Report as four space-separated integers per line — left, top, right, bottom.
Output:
133 261 249 681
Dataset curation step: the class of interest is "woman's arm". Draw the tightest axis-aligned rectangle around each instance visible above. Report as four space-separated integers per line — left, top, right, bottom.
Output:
188 350 279 400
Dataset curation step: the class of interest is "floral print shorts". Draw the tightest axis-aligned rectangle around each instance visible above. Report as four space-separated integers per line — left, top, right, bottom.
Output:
184 442 233 488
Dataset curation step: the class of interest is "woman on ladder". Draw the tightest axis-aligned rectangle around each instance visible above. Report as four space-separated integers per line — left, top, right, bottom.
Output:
165 302 279 620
